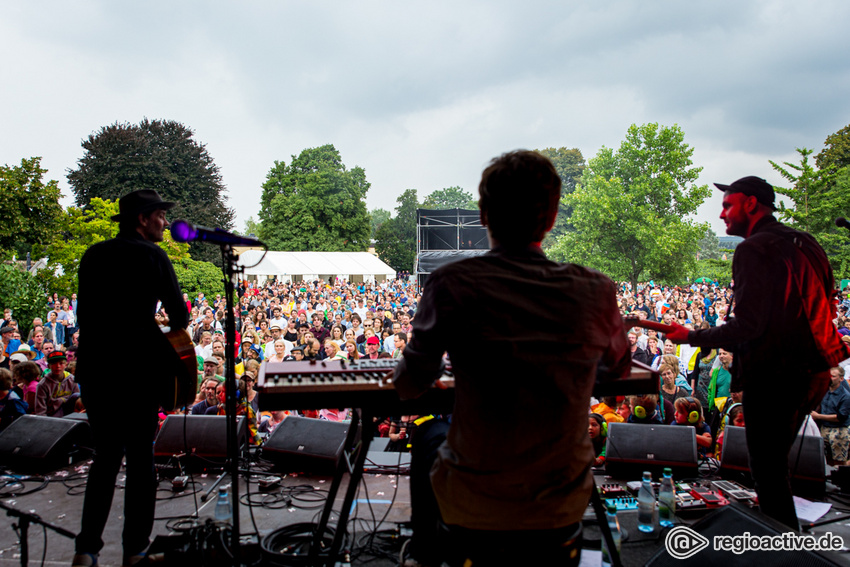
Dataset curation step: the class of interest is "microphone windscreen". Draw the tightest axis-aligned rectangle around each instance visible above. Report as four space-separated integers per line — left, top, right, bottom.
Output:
170 220 197 242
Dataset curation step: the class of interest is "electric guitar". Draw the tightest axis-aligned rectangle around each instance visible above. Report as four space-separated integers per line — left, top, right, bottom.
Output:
162 327 198 410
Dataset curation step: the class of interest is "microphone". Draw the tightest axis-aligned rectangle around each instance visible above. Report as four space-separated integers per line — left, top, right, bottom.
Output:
170 219 264 247
836 218 850 231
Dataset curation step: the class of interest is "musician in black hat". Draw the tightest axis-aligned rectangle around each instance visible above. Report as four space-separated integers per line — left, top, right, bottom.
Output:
73 189 189 567
668 176 849 530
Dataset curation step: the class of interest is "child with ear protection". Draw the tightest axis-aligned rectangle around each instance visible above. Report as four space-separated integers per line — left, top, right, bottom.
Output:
588 413 608 467
673 397 712 456
714 403 744 457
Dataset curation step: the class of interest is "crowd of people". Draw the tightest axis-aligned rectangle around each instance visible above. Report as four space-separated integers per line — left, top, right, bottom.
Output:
3 273 850 465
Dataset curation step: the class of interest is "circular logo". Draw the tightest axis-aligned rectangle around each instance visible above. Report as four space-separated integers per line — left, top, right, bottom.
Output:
665 526 710 559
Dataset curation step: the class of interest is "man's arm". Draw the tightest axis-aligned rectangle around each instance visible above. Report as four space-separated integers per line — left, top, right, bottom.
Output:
597 279 631 382
669 242 772 348
394 273 449 400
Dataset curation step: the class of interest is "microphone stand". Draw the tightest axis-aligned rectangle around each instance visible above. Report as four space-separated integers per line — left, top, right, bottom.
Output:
221 244 243 563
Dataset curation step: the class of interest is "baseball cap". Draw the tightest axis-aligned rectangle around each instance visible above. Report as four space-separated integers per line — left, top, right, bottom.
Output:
366 336 380 345
714 176 776 210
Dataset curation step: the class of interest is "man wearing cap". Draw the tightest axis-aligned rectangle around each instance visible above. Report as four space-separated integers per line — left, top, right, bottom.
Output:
668 176 849 530
73 189 189 567
35 351 79 417
1 326 21 357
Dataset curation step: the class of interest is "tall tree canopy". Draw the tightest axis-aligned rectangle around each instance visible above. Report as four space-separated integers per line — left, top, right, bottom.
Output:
258 144 371 251
549 123 710 290
697 227 722 261
374 189 419 273
0 157 62 260
816 124 850 174
421 186 477 210
67 118 235 265
771 147 850 278
535 147 586 248
35 198 192 298
370 208 391 239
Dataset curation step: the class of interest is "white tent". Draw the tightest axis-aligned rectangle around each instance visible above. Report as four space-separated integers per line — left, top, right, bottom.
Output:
238 250 396 284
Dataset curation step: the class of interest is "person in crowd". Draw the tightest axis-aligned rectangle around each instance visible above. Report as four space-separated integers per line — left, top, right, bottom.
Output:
192 379 220 415
392 332 407 359
707 348 733 412
0 367 28 431
811 367 850 467
672 397 712 456
13 360 41 412
715 402 744 457
660 363 688 408
343 339 360 362
588 413 607 467
1 326 21 357
36 351 80 417
267 339 287 363
627 395 664 425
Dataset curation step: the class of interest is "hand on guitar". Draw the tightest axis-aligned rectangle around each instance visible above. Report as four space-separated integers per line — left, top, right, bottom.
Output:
665 321 691 343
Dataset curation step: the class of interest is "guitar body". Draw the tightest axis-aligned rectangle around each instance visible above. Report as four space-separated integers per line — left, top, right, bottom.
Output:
162 328 198 410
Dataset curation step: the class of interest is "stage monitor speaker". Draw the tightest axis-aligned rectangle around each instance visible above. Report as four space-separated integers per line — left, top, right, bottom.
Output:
646 502 842 566
719 425 825 499
0 415 93 473
605 422 699 479
261 417 352 474
154 415 246 462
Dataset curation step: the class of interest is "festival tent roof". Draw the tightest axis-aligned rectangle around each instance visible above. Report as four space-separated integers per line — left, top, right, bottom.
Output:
238 250 396 281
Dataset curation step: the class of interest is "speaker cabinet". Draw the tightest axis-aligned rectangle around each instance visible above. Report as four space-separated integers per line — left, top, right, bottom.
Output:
154 415 246 462
261 416 352 473
605 422 699 479
0 415 93 473
719 425 825 499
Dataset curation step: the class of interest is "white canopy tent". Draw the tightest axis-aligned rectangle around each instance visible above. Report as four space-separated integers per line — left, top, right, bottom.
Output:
238 250 396 284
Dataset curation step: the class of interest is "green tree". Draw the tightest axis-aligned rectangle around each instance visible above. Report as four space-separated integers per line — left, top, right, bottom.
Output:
258 144 371 251
173 257 225 300
770 148 850 278
549 123 710 290
0 264 46 338
374 189 419 272
242 216 261 237
370 208 391 239
816 124 850 174
0 157 63 260
697 227 722 260
535 147 586 248
67 118 235 265
692 258 733 286
35 198 191 297
421 186 477 210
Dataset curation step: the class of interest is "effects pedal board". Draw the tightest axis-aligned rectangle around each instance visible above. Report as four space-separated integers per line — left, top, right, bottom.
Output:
599 483 629 498
711 480 757 501
604 496 639 511
690 485 729 507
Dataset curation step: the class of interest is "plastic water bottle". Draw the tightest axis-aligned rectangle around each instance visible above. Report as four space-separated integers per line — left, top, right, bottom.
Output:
214 487 232 523
637 471 656 533
658 467 676 527
601 503 621 567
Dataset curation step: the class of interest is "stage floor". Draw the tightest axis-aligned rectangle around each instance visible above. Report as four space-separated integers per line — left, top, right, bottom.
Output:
3 461 850 566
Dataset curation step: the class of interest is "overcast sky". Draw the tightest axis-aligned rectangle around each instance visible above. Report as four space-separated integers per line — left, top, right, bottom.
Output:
2 1 849 236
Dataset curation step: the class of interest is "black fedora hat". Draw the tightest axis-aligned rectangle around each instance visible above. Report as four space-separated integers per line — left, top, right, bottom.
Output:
111 189 176 222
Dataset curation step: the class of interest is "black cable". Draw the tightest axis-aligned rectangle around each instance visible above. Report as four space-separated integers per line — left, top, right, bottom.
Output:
0 475 50 497
41 523 47 567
